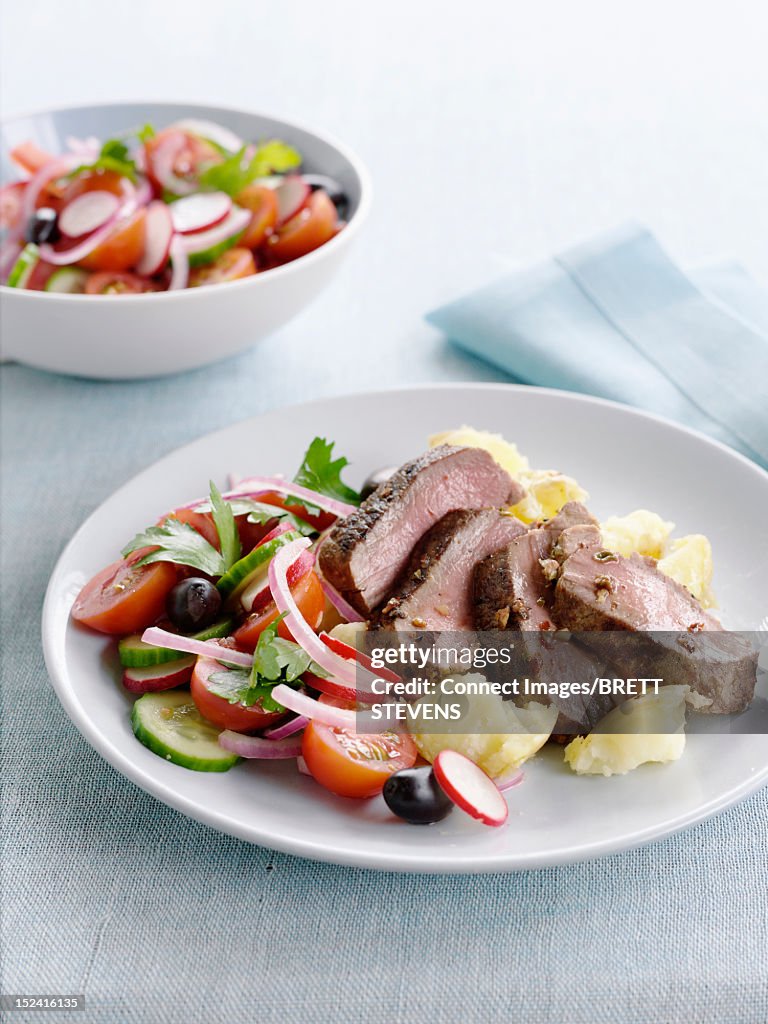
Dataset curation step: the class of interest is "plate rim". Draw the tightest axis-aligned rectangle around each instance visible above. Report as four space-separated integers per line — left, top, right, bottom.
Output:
41 383 768 872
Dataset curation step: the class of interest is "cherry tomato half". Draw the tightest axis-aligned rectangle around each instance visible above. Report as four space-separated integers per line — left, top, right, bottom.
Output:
188 247 256 287
0 182 26 231
237 185 279 250
10 141 56 175
265 190 338 263
302 701 417 799
72 552 179 635
257 491 336 533
189 656 284 734
79 209 147 273
233 569 325 651
84 271 154 295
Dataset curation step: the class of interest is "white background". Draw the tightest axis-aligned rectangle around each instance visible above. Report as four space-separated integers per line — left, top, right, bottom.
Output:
2 0 767 386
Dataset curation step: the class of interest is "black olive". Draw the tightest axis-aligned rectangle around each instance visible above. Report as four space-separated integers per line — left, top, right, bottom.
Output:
166 578 222 632
301 174 349 219
26 207 60 246
383 766 454 825
360 466 397 501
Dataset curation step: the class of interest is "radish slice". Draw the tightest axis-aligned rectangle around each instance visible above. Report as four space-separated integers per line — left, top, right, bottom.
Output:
275 175 310 225
136 201 173 275
179 206 251 256
39 202 135 266
122 656 195 694
263 714 309 740
271 684 357 730
318 577 365 623
59 191 120 237
241 548 314 614
170 119 243 153
433 750 509 827
140 627 253 667
218 730 302 759
168 236 189 290
0 240 22 282
320 632 401 686
170 191 231 234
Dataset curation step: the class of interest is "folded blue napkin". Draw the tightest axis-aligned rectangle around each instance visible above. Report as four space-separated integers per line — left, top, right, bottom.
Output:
426 224 768 469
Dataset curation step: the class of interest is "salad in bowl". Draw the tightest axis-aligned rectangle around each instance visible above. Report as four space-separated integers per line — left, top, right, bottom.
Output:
2 118 346 293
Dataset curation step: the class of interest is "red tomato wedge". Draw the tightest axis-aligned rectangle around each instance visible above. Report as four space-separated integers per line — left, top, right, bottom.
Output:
10 141 56 175
233 569 325 650
301 700 417 798
265 189 338 263
72 552 179 635
190 656 284 734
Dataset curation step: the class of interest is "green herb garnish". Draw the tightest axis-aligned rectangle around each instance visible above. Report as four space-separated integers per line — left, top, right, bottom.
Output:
290 437 361 513
207 614 326 711
198 139 301 196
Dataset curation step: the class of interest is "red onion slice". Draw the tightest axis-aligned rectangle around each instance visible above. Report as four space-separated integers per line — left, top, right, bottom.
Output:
169 119 244 153
263 714 309 740
218 730 302 759
318 576 365 623
268 540 357 686
140 627 253 667
170 191 231 234
59 190 120 238
168 236 189 290
65 135 100 158
22 154 84 224
297 755 311 776
136 201 173 276
271 684 357 730
150 131 199 197
178 206 251 256
495 769 525 792
226 477 358 519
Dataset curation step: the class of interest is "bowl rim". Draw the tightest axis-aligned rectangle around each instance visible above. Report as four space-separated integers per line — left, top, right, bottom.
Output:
0 99 372 302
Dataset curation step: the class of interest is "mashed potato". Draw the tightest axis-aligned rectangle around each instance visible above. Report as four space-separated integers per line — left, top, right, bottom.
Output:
600 510 675 559
657 535 716 608
564 686 688 776
510 469 589 524
411 678 557 778
428 426 529 478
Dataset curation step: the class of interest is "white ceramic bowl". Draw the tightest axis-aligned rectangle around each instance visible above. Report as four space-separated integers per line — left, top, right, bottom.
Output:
0 102 371 379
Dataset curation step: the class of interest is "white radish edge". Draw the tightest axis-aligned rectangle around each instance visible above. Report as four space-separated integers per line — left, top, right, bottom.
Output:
433 750 509 827
275 175 310 225
170 192 232 235
136 201 173 276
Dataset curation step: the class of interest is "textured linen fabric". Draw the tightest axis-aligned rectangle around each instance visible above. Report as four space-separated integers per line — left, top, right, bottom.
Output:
2 334 768 1024
427 228 768 468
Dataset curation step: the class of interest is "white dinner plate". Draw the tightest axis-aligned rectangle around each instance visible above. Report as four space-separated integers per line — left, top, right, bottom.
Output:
42 384 768 872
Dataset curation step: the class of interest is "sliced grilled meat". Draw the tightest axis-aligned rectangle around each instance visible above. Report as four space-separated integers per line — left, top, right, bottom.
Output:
319 446 523 616
554 547 757 713
473 530 555 632
554 547 720 632
378 508 527 631
538 501 599 540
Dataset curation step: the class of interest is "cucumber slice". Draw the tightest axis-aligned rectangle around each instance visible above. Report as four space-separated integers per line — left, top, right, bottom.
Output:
118 618 233 667
131 691 240 771
217 532 299 602
44 267 90 293
6 243 40 288
186 229 245 267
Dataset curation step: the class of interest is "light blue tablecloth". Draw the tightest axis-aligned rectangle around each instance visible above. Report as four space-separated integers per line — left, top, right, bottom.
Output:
2 309 767 1023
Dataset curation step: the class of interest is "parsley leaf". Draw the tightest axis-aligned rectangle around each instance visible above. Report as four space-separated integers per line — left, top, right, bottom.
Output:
198 139 302 197
122 517 225 576
292 437 361 509
137 123 155 143
71 137 138 183
209 481 241 570
206 614 326 712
